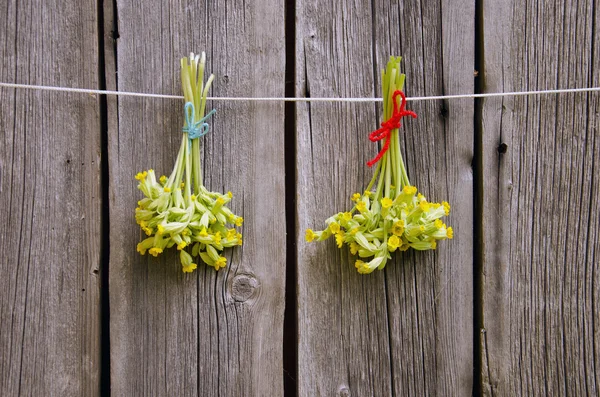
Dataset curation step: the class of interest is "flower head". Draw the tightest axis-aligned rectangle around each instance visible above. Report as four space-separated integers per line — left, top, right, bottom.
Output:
133 53 242 273
303 56 452 274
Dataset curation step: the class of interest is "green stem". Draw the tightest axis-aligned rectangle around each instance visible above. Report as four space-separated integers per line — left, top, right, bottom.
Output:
375 156 386 201
167 139 186 189
384 149 391 198
398 148 410 187
193 139 203 192
185 139 192 202
365 161 382 192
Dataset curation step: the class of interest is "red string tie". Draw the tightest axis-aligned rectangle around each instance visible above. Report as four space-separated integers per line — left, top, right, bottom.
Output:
366 90 417 167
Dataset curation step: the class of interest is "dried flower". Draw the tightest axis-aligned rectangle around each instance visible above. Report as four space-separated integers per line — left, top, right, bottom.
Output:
306 56 452 274
135 53 242 272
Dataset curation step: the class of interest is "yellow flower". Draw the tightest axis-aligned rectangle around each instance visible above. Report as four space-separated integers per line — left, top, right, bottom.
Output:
214 256 227 270
356 201 367 213
447 227 454 239
443 201 451 215
351 193 361 202
235 217 244 227
381 197 393 209
387 235 400 252
136 243 147 255
434 219 443 229
392 220 405 236
343 212 353 221
419 201 430 212
305 229 316 242
403 185 417 195
182 263 197 273
133 54 244 272
329 222 341 233
350 242 359 255
335 233 344 248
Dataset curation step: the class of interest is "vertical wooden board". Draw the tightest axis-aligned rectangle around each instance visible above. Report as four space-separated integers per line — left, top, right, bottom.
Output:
0 0 102 395
105 0 286 395
296 0 474 395
481 0 599 395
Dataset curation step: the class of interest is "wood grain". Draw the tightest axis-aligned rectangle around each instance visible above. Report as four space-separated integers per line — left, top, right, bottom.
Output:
0 0 102 395
295 0 474 395
481 0 600 395
104 0 286 395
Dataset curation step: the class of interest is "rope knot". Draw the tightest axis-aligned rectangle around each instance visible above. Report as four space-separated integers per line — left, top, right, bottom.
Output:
367 90 417 167
182 102 216 140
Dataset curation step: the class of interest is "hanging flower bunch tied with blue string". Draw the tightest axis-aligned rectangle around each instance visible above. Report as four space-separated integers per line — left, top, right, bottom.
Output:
305 56 452 274
134 53 243 272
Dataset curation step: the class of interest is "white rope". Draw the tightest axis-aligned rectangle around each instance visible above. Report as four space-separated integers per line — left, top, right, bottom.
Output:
1 81 600 102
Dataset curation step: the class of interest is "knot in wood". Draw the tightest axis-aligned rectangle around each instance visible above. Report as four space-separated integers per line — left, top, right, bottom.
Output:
337 386 350 396
230 274 260 302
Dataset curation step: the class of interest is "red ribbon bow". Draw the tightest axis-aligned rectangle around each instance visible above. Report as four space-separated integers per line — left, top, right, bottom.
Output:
367 90 417 167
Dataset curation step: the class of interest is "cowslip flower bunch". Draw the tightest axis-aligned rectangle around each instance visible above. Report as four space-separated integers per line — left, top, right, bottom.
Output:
135 53 243 273
306 56 452 274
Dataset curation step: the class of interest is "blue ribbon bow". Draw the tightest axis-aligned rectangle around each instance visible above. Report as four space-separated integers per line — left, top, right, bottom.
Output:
182 102 216 140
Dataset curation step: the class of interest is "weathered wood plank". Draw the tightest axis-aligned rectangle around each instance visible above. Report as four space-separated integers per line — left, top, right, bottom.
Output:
481 0 599 395
0 0 102 395
104 1 286 395
296 0 474 395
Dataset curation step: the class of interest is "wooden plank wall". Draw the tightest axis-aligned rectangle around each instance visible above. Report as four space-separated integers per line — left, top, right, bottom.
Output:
295 0 474 395
481 0 600 395
104 0 286 395
0 0 599 396
0 0 102 395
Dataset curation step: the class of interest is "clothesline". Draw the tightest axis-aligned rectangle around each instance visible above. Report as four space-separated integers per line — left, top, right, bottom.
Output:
1 82 600 102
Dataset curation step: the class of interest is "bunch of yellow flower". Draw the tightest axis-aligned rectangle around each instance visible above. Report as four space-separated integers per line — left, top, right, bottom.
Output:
305 56 452 274
135 53 242 272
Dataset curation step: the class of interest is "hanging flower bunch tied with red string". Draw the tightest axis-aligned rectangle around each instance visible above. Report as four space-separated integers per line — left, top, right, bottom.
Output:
134 53 243 273
305 56 452 274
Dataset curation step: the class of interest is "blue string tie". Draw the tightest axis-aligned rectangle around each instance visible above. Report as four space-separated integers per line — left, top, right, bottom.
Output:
182 102 216 142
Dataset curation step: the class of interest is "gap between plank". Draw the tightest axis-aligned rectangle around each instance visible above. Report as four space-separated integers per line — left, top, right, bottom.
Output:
282 0 299 396
97 0 112 395
473 0 485 394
